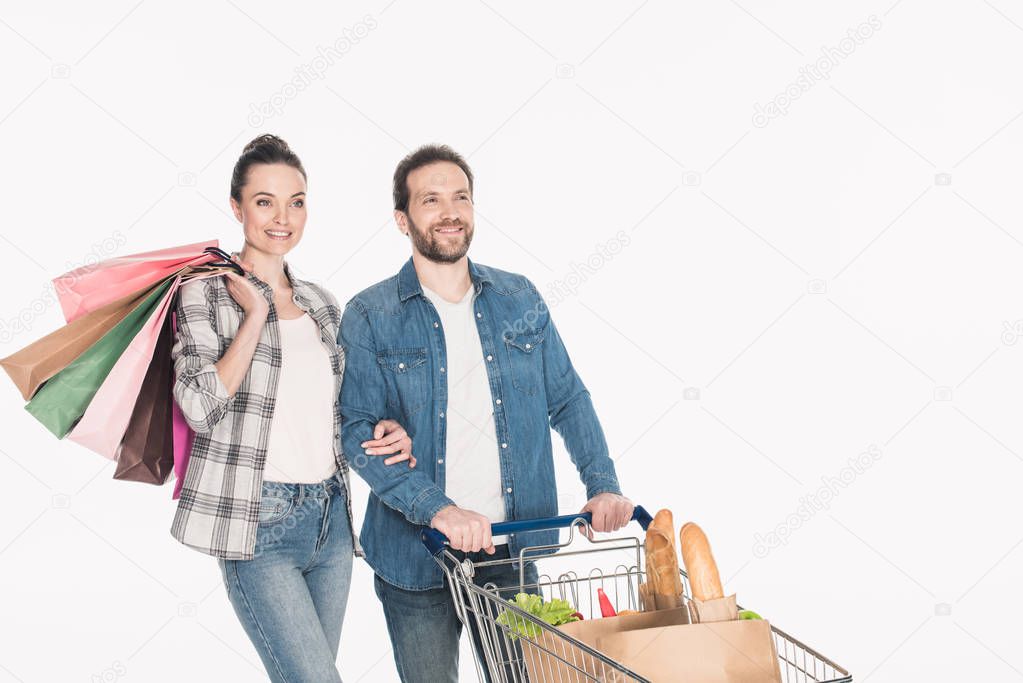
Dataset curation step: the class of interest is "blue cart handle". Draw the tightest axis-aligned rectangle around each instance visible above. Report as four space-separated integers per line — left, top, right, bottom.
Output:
421 505 653 556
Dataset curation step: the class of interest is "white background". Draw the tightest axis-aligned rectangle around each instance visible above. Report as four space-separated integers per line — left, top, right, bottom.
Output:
1 1 1021 681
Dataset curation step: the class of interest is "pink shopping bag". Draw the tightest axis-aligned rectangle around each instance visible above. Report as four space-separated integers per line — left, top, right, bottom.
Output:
170 309 194 499
54 240 218 323
171 400 194 499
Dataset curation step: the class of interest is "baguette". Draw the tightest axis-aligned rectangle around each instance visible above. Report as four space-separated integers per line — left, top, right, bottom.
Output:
644 509 683 599
679 522 724 601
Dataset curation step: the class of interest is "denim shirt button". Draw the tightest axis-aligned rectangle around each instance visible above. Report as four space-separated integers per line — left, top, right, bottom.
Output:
501 442 508 448
433 322 439 328
506 487 512 493
486 355 493 362
495 399 501 406
437 458 444 464
477 312 482 318
439 412 445 418
440 367 446 373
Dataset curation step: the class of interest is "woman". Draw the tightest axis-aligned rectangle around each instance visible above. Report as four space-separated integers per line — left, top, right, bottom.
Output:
170 134 411 682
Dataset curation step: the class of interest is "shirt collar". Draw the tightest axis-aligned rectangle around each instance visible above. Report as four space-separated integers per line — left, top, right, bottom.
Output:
397 256 492 302
230 251 315 309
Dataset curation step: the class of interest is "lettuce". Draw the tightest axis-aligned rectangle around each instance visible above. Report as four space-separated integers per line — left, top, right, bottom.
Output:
496 593 581 639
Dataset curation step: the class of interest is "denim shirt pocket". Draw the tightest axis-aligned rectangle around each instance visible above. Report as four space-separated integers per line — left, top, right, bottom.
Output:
377 347 431 416
503 330 545 396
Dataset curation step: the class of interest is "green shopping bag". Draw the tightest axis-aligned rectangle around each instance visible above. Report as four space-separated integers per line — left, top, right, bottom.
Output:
25 279 174 438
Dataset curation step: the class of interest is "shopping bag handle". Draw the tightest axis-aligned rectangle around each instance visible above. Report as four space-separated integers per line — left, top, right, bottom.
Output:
421 505 653 556
202 246 246 276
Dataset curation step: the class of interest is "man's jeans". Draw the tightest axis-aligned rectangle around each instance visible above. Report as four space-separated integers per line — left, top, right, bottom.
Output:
218 473 353 683
374 545 539 683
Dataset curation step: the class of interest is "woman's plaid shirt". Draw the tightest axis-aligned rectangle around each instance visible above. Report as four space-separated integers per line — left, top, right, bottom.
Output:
169 261 354 560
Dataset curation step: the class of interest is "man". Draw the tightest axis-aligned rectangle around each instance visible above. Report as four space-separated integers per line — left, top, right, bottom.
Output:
339 144 632 682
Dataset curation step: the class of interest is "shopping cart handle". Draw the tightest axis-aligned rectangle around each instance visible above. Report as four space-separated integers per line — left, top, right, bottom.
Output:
421 505 653 556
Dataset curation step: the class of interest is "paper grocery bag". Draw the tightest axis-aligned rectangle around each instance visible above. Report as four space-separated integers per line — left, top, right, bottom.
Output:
0 281 161 401
595 618 782 683
113 319 174 484
639 582 684 611
689 594 738 624
521 608 690 681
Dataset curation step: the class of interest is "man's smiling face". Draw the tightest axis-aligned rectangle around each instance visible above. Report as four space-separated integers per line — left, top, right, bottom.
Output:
401 161 475 264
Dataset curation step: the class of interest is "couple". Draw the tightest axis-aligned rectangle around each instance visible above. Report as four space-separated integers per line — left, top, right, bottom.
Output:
169 134 633 682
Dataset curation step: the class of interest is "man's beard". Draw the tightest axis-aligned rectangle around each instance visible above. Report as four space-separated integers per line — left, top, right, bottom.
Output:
407 215 474 264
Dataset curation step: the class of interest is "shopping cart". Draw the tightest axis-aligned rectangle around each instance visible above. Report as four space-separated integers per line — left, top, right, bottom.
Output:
422 506 851 682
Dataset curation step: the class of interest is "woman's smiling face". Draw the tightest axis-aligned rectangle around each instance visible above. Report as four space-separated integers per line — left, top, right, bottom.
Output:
231 162 308 257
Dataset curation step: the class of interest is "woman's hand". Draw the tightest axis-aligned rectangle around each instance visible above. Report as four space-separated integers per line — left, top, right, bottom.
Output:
212 259 268 397
363 419 416 468
224 260 269 320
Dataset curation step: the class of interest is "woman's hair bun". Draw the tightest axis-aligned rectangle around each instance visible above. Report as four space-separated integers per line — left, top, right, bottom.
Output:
230 134 306 201
242 133 292 155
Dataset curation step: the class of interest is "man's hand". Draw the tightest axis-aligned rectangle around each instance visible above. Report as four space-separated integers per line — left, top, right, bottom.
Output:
580 493 634 534
430 505 495 554
362 419 416 468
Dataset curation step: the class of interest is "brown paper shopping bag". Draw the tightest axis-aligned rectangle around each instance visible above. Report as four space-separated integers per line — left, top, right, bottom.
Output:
521 608 690 681
0 282 160 401
522 593 781 683
639 582 684 611
595 618 782 683
688 593 738 623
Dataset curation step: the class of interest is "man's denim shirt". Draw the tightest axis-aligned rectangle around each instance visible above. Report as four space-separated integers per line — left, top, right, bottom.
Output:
339 257 622 590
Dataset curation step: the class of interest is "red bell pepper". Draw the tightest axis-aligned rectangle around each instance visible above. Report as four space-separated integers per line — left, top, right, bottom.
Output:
597 588 617 617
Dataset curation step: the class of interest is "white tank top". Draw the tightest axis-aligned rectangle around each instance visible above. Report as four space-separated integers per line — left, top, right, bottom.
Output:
262 314 338 483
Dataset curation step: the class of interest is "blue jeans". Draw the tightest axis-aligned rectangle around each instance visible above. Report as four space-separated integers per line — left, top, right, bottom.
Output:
374 545 538 683
218 473 353 683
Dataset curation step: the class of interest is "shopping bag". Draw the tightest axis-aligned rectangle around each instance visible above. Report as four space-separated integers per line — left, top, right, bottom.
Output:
54 240 218 323
171 401 194 499
170 309 194 499
521 607 690 681
24 279 174 437
67 276 181 458
0 281 161 401
113 319 174 484
595 617 782 682
522 600 783 683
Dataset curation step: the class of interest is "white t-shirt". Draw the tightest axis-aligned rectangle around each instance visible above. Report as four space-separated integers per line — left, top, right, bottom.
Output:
262 314 338 484
422 283 507 537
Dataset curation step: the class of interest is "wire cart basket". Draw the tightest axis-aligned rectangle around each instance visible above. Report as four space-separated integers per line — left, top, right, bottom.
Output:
422 506 852 682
